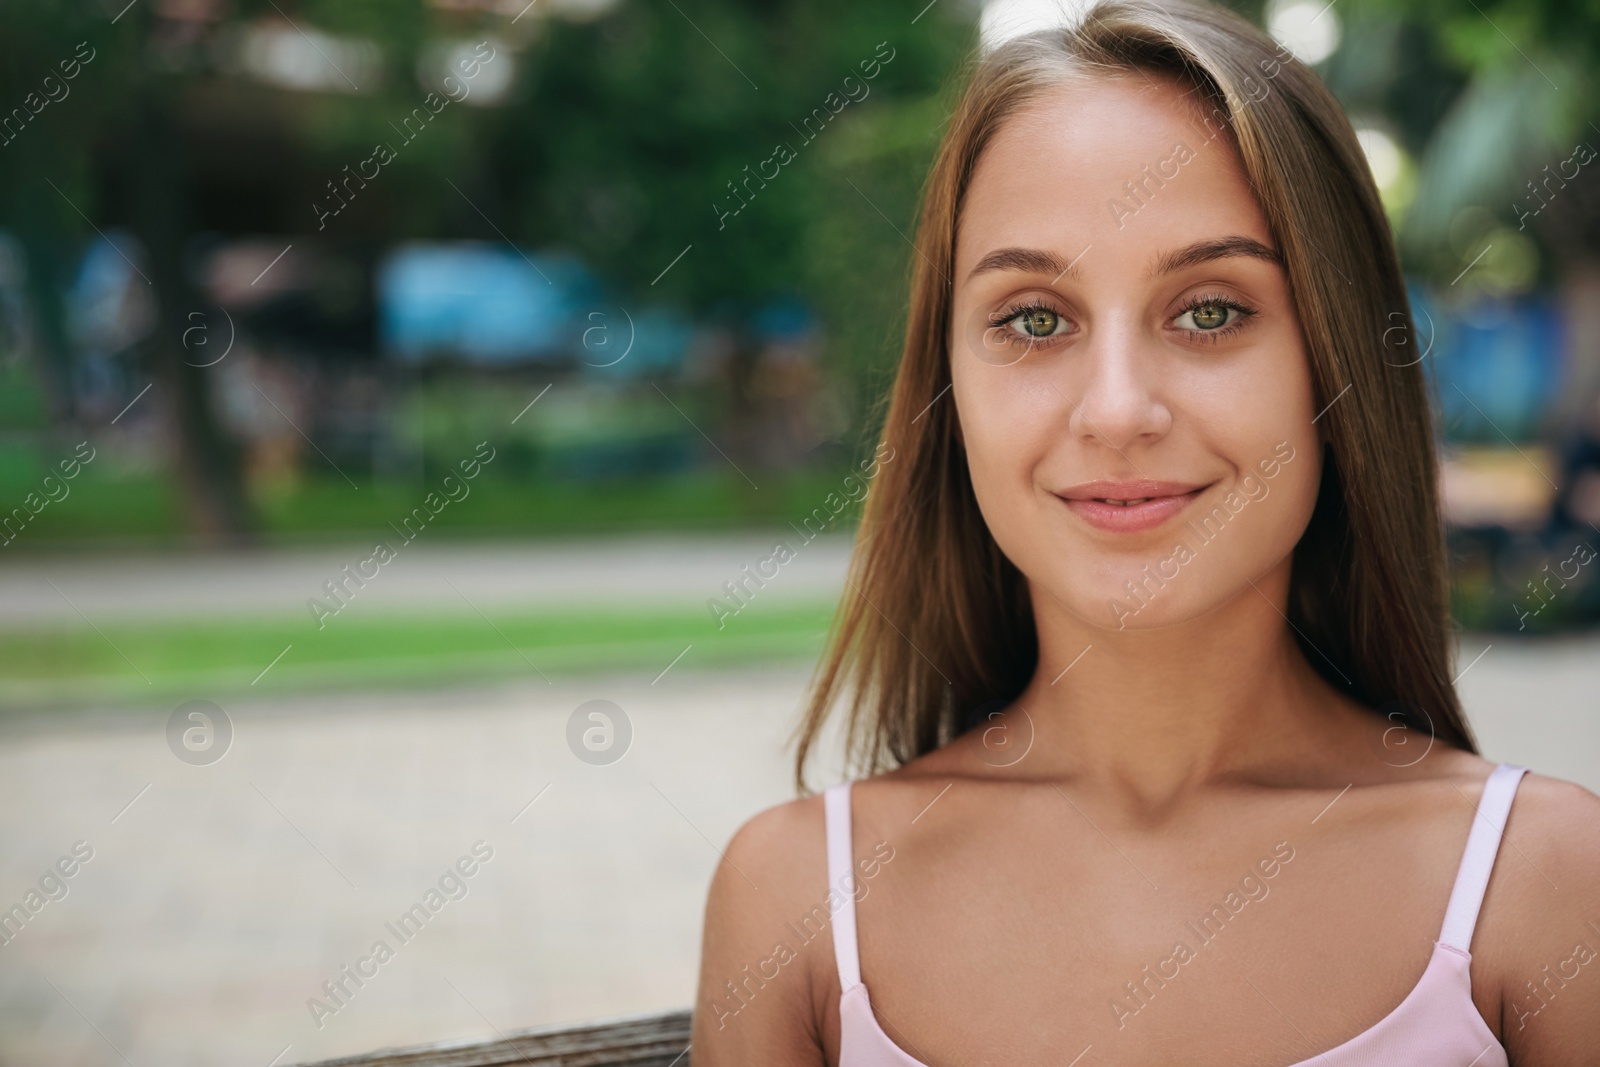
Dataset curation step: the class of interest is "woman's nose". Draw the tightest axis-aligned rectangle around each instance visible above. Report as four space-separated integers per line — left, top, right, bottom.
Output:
1064 319 1172 451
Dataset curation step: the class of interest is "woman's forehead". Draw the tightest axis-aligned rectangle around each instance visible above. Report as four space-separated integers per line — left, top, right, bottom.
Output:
955 76 1271 278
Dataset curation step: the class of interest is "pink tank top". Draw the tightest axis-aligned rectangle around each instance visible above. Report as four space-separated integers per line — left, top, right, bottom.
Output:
824 763 1526 1067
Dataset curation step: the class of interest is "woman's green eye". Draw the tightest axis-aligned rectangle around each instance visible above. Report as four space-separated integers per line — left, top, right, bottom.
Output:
1014 308 1060 337
1188 303 1230 329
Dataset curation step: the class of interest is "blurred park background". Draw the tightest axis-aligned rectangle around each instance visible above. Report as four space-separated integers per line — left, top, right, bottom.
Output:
0 0 1597 1063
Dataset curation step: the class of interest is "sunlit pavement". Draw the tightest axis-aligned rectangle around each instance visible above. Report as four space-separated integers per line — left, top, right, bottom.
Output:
0 663 830 1066
0 624 1593 1064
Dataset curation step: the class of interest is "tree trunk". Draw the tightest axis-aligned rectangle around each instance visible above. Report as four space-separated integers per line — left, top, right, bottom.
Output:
13 223 78 432
125 88 254 545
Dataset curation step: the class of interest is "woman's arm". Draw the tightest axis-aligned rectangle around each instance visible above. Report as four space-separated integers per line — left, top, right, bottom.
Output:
691 796 833 1067
1483 773 1600 1065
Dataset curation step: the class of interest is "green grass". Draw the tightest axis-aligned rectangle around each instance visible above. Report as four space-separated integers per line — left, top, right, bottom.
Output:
0 599 837 711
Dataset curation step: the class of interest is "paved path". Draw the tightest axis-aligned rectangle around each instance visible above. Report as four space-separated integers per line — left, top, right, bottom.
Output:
0 636 1594 1065
0 533 856 623
0 664 829 1067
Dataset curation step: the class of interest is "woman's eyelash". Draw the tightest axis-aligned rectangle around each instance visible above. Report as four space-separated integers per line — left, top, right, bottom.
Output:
987 302 1063 330
1174 292 1259 342
982 293 1260 347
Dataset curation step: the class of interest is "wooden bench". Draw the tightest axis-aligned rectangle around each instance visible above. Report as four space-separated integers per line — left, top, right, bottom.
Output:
292 1009 691 1067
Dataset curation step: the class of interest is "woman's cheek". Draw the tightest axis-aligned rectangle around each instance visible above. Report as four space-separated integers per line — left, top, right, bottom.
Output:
956 379 1057 562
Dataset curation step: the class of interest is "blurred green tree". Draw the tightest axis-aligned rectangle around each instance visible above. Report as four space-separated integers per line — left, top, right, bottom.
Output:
478 0 967 464
0 0 969 540
1332 0 1600 432
0 0 258 541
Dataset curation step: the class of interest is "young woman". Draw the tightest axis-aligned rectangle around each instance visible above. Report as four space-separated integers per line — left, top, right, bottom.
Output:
693 1 1600 1063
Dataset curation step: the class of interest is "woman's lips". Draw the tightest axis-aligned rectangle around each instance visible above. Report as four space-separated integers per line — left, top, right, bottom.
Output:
1056 481 1210 533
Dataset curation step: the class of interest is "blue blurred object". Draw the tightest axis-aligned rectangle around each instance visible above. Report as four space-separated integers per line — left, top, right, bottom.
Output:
1416 282 1565 443
377 242 599 363
576 304 693 378
752 295 819 342
67 229 152 356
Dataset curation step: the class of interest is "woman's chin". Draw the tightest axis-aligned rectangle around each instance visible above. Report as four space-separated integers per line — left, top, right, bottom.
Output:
1043 578 1221 633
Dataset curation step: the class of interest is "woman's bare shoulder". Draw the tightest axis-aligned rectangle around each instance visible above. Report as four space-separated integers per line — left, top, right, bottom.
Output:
1487 768 1600 915
692 792 832 1066
724 791 829 868
1504 768 1600 840
703 791 831 953
1478 769 1600 1057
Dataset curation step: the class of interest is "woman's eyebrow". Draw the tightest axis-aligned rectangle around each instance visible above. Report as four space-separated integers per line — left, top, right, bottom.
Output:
963 234 1281 284
964 246 1079 283
1148 234 1282 277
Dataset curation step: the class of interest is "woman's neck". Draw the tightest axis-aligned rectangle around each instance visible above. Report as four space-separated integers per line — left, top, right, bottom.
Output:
1004 554 1362 815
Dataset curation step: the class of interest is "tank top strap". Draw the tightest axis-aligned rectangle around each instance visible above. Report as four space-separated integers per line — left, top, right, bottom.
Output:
823 781 862 991
1438 763 1527 952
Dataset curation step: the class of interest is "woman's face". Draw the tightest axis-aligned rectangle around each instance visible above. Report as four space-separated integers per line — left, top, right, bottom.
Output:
949 74 1323 632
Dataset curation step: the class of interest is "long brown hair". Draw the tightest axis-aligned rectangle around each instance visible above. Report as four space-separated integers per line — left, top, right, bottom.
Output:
793 0 1478 789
